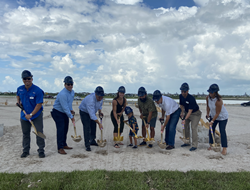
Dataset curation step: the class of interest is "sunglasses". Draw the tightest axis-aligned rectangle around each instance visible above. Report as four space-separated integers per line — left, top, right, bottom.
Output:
23 77 32 80
181 91 187 93
66 83 73 86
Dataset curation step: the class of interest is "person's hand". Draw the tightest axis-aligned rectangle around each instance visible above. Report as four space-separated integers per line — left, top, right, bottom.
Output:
117 112 122 116
71 110 75 115
161 125 164 132
181 120 185 125
209 121 214 126
159 117 164 125
132 129 135 133
116 119 120 125
180 112 185 119
140 114 143 119
25 114 32 120
145 123 149 129
71 117 75 123
98 123 103 130
99 112 104 118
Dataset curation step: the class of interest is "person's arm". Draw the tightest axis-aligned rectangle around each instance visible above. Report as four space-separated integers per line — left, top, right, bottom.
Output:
206 96 210 118
118 98 127 115
25 103 43 120
132 123 136 132
180 105 185 118
209 99 223 125
161 109 165 119
58 93 74 119
181 109 193 125
161 115 170 132
16 96 21 105
112 100 119 124
86 102 103 130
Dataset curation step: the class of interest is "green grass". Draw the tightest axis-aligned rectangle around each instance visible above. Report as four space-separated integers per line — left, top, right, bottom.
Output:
0 170 249 190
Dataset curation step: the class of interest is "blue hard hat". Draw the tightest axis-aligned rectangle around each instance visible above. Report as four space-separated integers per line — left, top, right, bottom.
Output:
180 83 189 91
153 90 162 101
95 86 105 96
118 86 126 93
64 76 73 84
138 87 147 97
125 106 133 115
207 84 219 93
21 70 33 78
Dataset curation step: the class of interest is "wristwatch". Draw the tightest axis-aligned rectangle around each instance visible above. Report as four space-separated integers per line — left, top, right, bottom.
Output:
30 113 33 116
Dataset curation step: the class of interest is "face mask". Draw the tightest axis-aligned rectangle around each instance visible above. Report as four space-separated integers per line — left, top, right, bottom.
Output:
140 97 147 102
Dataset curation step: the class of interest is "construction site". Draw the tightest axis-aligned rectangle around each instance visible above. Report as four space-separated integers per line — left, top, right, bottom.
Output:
0 96 250 173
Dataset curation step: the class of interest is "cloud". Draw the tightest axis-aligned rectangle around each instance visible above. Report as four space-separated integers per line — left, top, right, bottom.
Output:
110 0 143 5
3 76 17 85
51 54 76 74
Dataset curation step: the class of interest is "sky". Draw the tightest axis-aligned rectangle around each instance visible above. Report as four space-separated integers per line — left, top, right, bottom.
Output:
0 0 250 95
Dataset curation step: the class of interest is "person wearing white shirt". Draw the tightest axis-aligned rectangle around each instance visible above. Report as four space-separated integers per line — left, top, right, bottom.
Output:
153 90 181 150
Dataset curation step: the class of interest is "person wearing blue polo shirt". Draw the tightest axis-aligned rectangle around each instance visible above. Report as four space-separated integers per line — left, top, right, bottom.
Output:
79 86 104 151
51 76 75 155
179 83 202 151
16 70 45 158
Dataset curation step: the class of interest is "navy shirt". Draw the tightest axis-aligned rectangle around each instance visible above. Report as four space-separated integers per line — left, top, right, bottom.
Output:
179 94 199 113
128 115 139 131
17 84 44 121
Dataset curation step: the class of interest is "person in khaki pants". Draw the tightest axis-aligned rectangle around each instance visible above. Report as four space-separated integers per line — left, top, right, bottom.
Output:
179 83 202 151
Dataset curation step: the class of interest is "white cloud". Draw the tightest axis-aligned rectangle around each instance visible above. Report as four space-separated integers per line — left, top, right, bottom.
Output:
194 0 210 7
51 54 76 74
3 76 17 85
110 0 143 5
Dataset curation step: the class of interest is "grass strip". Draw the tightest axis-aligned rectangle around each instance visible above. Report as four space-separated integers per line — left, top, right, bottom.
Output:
0 170 249 190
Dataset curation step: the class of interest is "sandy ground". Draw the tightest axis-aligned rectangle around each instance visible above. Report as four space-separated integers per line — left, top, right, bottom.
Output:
0 96 250 173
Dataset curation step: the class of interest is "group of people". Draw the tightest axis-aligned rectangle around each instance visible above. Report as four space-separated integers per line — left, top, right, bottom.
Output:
16 70 229 158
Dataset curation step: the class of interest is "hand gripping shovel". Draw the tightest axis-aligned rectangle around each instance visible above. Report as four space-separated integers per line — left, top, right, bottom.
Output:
206 116 220 152
97 115 107 147
142 118 154 143
16 103 46 139
158 118 166 149
113 116 123 143
71 121 82 142
179 117 190 144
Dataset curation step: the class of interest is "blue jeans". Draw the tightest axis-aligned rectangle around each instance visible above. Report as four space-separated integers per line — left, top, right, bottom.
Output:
51 109 69 150
79 110 97 148
165 108 181 146
209 119 228 147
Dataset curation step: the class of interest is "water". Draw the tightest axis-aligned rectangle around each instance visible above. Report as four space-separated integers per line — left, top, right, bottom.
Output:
104 98 249 105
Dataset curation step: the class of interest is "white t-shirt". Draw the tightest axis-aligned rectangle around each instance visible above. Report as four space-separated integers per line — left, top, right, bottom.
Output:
208 97 228 120
158 96 179 116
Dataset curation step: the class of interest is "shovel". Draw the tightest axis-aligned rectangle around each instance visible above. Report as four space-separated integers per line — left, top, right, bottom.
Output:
97 115 107 147
71 121 82 142
179 116 190 144
16 103 46 139
206 116 220 152
158 118 166 149
124 121 142 139
113 117 123 143
142 118 154 143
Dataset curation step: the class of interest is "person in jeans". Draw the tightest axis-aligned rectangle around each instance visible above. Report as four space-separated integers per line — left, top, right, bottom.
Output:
79 86 104 151
111 86 127 148
206 84 228 155
51 76 75 155
179 83 202 151
137 87 157 148
153 90 181 150
16 70 45 158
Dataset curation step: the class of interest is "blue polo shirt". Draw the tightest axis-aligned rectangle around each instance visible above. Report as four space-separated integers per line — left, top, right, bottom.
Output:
17 84 44 121
179 94 199 113
53 88 74 119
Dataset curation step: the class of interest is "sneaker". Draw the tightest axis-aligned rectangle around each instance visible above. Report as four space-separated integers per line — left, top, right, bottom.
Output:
90 140 98 146
128 143 133 146
166 145 175 150
21 152 29 158
147 144 153 148
139 141 147 146
189 147 197 151
86 147 91 151
39 152 45 158
132 145 138 149
181 143 191 147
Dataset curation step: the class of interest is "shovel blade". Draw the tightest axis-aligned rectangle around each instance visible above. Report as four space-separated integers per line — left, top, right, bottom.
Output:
33 131 46 139
157 141 166 149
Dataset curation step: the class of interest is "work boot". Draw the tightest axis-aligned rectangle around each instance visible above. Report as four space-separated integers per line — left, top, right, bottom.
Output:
139 141 147 146
21 152 29 158
39 152 45 158
189 147 197 151
147 144 153 148
86 147 91 151
58 149 67 154
166 145 175 150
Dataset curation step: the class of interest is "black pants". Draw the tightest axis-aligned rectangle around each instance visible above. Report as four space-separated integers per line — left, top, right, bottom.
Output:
51 109 69 150
20 112 45 153
79 110 97 148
